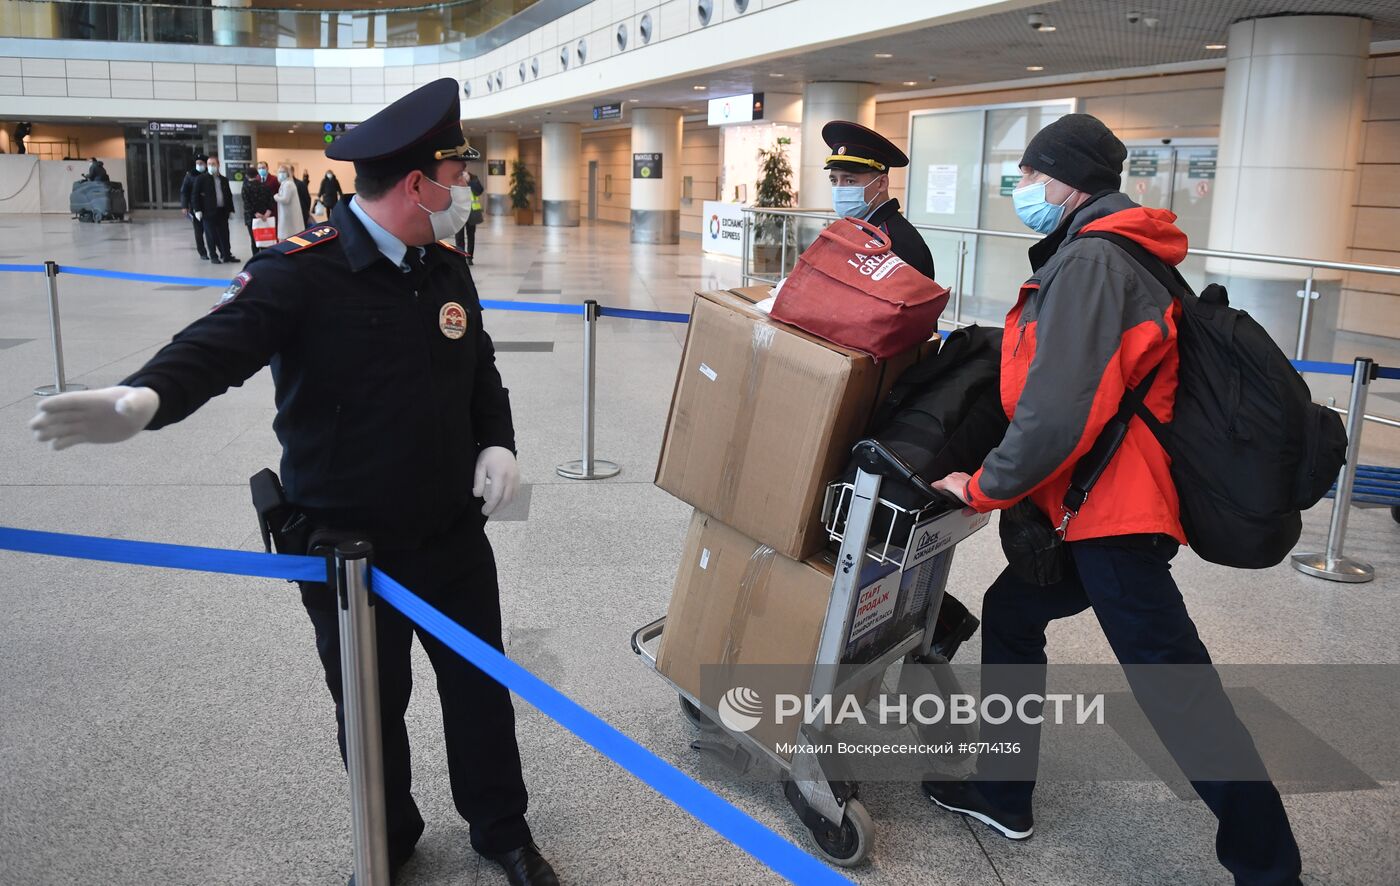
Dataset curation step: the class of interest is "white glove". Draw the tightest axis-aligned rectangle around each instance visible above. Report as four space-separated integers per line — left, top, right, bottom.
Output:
195 211 203 221
472 446 519 517
29 386 160 451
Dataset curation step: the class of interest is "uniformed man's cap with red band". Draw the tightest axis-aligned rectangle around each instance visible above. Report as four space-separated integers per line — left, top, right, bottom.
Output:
325 77 480 176
822 120 908 174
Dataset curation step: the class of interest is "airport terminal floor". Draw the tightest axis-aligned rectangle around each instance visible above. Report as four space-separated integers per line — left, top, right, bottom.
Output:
3 212 1400 886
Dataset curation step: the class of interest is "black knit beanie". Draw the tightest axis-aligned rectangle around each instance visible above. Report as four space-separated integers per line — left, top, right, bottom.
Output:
1019 114 1126 194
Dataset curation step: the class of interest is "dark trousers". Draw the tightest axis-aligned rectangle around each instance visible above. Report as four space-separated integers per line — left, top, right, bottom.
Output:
202 211 232 260
301 516 532 859
455 224 476 257
245 221 264 256
976 537 1302 886
189 213 209 256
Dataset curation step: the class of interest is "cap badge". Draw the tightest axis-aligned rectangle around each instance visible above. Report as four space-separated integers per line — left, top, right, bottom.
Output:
440 302 468 340
836 146 847 155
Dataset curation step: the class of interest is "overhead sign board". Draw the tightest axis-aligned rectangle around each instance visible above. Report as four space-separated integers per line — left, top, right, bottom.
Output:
322 122 359 144
707 92 765 126
148 121 201 135
593 103 623 122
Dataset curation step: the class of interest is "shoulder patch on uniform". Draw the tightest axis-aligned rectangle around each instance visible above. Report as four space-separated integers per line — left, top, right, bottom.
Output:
211 271 252 312
433 238 469 258
270 225 339 254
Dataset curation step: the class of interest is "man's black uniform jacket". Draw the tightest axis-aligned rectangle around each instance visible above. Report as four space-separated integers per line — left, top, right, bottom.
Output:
122 201 515 548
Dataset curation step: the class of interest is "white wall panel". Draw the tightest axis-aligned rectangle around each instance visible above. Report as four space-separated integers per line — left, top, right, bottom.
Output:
23 77 66 96
67 79 111 98
237 65 277 84
65 60 109 80
152 62 194 81
21 57 64 78
111 79 154 99
0 58 21 78
0 77 21 96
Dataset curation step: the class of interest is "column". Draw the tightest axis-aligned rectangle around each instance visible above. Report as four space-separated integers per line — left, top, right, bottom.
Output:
216 121 257 198
799 81 875 210
1206 15 1371 355
212 0 253 47
486 131 518 217
542 122 582 227
630 108 683 245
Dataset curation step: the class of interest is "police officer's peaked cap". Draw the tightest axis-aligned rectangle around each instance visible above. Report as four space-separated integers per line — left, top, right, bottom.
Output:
195 153 208 162
326 77 480 176
822 121 908 174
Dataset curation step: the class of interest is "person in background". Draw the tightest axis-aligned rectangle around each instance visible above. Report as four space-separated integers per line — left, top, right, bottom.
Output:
822 120 980 662
242 161 278 256
180 154 211 260
296 169 313 225
86 158 110 182
194 155 237 264
273 164 305 242
454 170 485 264
318 169 344 218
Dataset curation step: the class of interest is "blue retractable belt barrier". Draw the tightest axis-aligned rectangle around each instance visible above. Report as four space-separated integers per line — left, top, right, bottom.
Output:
370 567 854 886
0 263 48 274
479 299 584 316
597 306 691 324
57 265 228 287
0 526 326 582
0 524 852 885
1290 360 1357 377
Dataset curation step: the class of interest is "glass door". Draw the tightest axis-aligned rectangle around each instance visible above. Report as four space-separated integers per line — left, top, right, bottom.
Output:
125 139 155 209
157 141 196 209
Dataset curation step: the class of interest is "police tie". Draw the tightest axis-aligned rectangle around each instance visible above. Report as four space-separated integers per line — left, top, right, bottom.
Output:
403 246 427 283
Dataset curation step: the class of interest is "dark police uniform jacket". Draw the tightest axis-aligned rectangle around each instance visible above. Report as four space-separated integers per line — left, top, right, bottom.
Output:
867 198 936 282
178 170 201 212
122 200 515 548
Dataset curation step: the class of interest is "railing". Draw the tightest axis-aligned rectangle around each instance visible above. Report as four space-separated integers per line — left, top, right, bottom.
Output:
740 206 1400 365
0 0 534 49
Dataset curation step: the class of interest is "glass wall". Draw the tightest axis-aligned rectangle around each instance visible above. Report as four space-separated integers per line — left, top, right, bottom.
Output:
0 0 538 48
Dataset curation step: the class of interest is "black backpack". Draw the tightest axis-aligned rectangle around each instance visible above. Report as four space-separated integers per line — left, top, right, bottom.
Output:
1078 231 1348 568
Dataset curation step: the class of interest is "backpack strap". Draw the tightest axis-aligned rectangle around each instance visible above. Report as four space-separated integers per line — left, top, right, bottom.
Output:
1075 229 1191 299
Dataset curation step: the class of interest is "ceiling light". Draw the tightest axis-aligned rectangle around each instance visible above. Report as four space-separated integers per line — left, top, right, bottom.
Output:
287 129 293 133
1026 65 1045 72
628 98 639 103
692 85 707 90
770 73 785 78
1039 25 1056 32
1205 43 1227 50
874 52 893 58
902 81 918 86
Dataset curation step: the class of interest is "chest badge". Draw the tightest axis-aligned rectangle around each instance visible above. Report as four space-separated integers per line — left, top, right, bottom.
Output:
439 302 468 340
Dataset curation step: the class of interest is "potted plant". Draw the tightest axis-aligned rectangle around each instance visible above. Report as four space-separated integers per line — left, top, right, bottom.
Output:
509 159 536 225
752 141 796 274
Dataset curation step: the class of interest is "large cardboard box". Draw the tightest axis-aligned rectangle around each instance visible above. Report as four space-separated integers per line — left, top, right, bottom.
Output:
655 286 919 560
656 511 835 757
657 511 920 759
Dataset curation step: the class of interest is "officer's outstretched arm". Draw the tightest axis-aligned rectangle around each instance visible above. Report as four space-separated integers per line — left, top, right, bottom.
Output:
30 386 159 451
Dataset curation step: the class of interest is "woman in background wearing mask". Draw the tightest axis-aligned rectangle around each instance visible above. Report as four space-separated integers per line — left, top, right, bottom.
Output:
822 120 982 663
318 170 343 218
273 163 305 242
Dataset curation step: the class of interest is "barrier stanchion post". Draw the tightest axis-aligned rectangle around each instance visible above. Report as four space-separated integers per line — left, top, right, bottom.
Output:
1292 357 1376 583
953 237 968 326
34 261 87 397
740 210 752 285
335 540 391 886
1295 268 1317 361
779 214 789 278
556 300 620 480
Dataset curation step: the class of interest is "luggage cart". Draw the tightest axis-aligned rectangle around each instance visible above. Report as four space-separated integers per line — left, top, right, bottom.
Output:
632 440 990 866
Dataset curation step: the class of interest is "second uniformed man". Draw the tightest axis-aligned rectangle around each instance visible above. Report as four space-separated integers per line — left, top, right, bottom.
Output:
823 120 981 662
30 79 560 886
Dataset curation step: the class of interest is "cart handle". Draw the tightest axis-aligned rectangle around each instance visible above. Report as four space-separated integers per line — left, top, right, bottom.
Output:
848 438 966 510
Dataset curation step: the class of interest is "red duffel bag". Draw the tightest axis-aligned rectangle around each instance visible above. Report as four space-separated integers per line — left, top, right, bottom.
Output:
771 216 949 360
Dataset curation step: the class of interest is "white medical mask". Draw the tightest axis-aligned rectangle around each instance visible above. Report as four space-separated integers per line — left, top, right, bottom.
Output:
418 177 474 240
208 164 219 175
195 164 206 173
831 176 880 219
257 167 268 178
326 173 334 180
277 171 288 182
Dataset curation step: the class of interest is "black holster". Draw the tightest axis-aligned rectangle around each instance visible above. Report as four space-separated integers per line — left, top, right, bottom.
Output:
250 468 311 556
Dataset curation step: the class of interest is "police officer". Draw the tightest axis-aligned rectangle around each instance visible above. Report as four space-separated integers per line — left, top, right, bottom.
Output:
29 79 560 886
824 120 980 660
179 154 211 260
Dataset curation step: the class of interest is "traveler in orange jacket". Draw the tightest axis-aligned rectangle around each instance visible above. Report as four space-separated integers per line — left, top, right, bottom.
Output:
926 114 1303 886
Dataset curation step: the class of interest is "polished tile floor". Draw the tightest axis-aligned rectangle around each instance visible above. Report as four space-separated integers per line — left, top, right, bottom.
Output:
1 212 1398 885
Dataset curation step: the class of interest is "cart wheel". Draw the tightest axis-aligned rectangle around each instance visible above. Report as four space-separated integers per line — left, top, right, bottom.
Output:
808 797 873 867
679 696 721 732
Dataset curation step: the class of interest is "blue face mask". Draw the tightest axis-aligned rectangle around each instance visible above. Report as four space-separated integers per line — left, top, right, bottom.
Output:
1012 179 1070 234
831 177 879 219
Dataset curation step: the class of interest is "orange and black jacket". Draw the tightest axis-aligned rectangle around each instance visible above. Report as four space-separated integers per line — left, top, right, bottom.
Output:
966 191 1187 543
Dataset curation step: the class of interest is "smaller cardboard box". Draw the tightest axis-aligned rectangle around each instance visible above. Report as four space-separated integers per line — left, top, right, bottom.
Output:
655 286 919 560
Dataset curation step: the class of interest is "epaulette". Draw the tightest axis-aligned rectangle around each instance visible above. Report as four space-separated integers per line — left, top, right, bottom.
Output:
434 238 469 258
270 225 339 254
